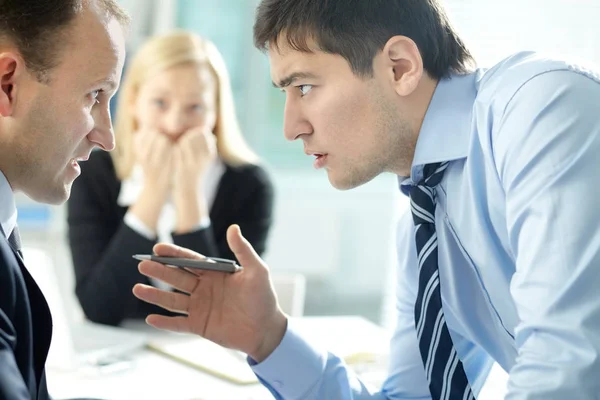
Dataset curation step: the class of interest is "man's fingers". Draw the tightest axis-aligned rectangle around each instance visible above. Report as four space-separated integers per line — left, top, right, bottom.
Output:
226 224 263 268
152 243 206 259
145 315 191 334
132 284 191 314
138 261 200 294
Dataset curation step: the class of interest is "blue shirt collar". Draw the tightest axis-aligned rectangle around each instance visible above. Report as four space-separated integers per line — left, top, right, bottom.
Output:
399 72 478 194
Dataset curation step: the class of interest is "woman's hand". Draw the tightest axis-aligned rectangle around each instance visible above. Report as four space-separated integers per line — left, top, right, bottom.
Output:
128 130 175 231
171 128 217 233
173 127 217 189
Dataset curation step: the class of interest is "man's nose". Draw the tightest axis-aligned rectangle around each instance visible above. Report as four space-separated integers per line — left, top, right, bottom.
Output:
283 98 312 141
89 106 115 151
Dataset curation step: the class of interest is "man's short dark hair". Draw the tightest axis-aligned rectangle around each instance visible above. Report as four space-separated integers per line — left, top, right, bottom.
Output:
0 0 129 82
253 0 475 80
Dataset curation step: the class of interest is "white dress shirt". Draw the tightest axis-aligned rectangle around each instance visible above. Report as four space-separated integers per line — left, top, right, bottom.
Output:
0 170 17 241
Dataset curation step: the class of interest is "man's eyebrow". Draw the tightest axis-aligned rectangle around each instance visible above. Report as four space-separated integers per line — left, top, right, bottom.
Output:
91 77 118 92
272 72 317 88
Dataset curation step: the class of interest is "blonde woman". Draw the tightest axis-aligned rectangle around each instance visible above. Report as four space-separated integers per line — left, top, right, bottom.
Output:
67 31 274 326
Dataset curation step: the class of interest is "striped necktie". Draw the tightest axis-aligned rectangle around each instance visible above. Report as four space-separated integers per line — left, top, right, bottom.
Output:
409 162 474 400
8 224 23 259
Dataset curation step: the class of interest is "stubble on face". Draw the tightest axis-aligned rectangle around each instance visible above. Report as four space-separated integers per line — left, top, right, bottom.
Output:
11 91 77 204
329 81 416 190
6 4 126 204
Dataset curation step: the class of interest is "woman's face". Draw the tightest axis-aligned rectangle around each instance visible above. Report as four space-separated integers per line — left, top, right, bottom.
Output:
133 63 218 142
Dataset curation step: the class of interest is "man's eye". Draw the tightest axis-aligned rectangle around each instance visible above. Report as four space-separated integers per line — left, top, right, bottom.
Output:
298 84 313 96
90 90 102 104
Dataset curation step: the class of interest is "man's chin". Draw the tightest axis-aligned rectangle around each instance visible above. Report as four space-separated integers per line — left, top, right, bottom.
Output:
327 169 378 191
25 183 71 205
327 173 363 191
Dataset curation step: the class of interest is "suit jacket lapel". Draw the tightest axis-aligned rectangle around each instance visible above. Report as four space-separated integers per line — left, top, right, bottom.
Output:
17 260 53 385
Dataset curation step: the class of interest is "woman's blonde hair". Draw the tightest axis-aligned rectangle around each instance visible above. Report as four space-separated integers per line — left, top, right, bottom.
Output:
112 31 258 179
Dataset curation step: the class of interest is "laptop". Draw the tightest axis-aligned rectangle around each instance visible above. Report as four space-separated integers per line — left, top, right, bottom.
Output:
22 246 147 371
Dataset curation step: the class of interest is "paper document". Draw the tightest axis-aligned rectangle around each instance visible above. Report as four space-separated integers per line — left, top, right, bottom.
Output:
148 337 258 385
292 316 390 364
147 316 390 386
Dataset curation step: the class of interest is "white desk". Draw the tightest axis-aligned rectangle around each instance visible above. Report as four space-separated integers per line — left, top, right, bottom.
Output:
47 316 508 399
47 316 391 400
48 347 271 400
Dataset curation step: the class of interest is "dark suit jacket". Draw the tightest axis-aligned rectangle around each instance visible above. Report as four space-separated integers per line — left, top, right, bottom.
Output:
67 150 274 326
0 231 52 400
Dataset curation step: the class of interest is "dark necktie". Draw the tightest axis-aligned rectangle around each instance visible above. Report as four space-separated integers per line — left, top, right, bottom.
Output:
409 162 474 400
8 224 23 259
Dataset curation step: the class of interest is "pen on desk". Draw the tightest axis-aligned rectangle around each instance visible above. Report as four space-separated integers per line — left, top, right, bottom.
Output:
132 254 242 273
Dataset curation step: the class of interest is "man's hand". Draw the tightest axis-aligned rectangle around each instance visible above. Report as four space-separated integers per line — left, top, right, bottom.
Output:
132 225 288 362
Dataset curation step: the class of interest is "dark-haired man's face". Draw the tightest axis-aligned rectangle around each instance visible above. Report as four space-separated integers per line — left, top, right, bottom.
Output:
269 39 418 190
0 4 125 204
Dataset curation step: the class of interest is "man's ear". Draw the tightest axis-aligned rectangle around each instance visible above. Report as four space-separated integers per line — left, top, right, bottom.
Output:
381 36 424 97
0 52 24 117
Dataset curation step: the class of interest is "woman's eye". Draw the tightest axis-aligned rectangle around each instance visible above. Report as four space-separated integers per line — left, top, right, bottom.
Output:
153 99 167 108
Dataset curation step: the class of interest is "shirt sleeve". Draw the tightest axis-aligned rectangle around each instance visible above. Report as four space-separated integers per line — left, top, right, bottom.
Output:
124 211 157 240
197 216 211 230
125 211 211 241
250 318 387 399
493 70 600 399
248 212 481 399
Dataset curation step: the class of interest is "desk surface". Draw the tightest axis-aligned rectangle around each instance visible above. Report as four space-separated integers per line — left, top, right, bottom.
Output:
49 348 272 400
47 316 391 400
47 316 508 400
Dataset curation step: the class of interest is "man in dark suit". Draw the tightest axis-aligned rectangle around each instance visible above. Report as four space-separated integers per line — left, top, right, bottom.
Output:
0 1 128 398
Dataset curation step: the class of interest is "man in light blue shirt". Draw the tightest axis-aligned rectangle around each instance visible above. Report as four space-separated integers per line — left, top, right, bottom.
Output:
132 0 600 398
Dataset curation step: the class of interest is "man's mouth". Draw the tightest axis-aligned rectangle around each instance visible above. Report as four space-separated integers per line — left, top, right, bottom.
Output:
70 155 89 167
310 153 328 169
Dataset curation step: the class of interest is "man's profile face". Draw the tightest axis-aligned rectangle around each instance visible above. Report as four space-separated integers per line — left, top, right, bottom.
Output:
8 4 126 204
269 38 415 190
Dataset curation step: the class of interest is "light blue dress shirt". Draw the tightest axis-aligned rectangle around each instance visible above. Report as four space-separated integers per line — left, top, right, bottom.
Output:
250 52 600 399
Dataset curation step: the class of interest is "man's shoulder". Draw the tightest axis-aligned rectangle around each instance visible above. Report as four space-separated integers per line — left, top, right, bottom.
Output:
475 51 600 108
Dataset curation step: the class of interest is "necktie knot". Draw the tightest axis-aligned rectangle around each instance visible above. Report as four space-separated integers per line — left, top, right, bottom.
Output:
419 162 449 188
410 162 449 227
